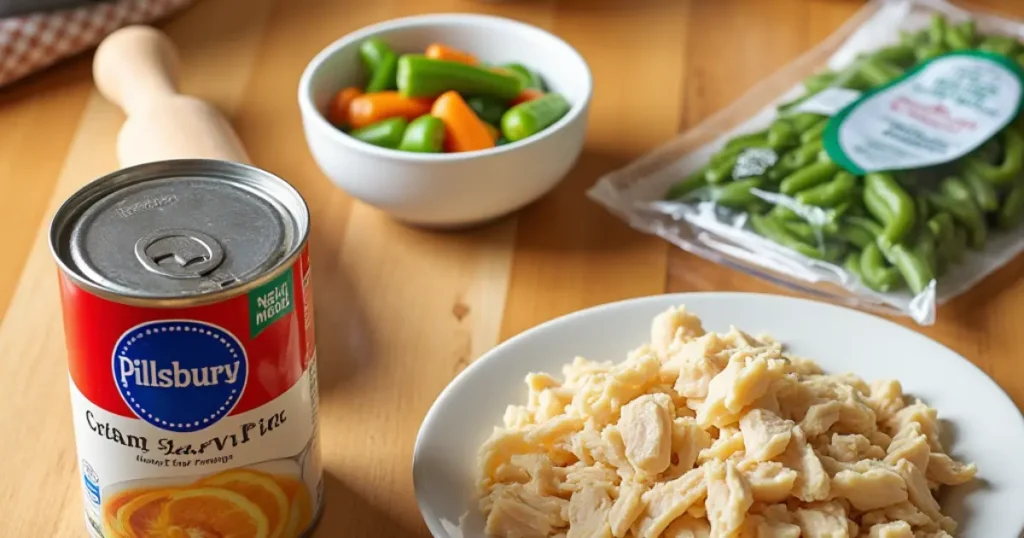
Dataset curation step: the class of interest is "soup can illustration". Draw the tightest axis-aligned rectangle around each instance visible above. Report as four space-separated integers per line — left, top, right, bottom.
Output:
49 159 323 538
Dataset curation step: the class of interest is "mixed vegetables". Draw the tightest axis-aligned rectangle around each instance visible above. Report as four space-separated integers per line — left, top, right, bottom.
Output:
665 13 1024 296
326 38 571 153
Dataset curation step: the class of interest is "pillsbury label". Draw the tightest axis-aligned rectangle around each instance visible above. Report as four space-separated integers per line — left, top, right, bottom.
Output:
113 320 248 433
59 243 321 538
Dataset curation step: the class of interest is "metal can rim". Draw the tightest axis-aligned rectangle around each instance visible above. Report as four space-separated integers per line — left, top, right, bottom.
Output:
48 159 311 308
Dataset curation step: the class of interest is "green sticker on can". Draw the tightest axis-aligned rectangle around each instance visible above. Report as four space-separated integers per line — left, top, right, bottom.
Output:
249 268 294 338
823 51 1024 175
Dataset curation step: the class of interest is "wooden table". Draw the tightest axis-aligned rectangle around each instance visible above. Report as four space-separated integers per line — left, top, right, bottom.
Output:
1 0 1022 536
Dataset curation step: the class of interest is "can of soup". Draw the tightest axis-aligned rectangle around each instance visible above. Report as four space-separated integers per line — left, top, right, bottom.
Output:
49 159 322 538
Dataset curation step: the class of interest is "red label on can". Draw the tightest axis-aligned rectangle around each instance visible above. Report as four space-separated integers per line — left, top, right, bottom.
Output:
61 245 322 538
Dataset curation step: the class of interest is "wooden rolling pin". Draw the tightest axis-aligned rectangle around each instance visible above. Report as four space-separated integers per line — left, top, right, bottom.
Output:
93 25 250 167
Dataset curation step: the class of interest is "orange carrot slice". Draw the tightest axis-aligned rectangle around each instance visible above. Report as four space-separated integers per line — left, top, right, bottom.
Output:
510 88 544 106
347 91 433 129
327 87 363 126
424 43 478 65
431 91 495 153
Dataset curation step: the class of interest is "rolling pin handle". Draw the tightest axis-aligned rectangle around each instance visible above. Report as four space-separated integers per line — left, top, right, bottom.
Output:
93 25 180 115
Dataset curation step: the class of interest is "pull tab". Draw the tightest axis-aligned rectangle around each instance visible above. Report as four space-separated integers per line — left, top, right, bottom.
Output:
135 229 225 279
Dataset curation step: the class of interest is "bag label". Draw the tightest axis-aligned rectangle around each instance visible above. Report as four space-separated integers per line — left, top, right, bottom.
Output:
823 51 1024 174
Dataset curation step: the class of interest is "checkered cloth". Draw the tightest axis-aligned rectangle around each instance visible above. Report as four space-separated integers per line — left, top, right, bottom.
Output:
0 0 195 88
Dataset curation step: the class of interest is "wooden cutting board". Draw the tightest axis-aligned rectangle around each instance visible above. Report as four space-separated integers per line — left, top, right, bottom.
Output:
0 0 1022 536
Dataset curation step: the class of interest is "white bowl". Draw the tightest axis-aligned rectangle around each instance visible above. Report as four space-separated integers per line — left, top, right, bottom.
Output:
413 292 1024 538
298 14 592 228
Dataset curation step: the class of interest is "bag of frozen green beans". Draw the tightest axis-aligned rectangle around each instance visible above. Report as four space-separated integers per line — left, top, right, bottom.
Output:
590 0 1024 325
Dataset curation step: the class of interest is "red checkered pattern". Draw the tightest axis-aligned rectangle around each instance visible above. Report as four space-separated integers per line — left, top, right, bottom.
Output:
0 0 195 88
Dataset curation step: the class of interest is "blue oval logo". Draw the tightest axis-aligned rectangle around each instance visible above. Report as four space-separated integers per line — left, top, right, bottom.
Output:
112 320 248 433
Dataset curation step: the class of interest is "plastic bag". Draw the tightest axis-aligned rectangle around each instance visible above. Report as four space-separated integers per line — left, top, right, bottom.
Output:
588 0 1024 325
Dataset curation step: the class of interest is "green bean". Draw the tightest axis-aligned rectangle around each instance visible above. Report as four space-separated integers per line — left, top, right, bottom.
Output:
359 37 396 72
349 117 408 149
803 71 838 93
858 58 904 87
944 20 975 50
864 172 916 245
979 35 1020 57
884 242 935 295
366 51 399 92
799 118 829 145
844 215 884 238
860 243 903 292
965 128 1024 186
913 228 940 277
821 242 849 263
928 14 947 47
398 54 522 99
706 152 742 184
502 63 545 90
768 121 799 150
998 181 1024 229
467 96 510 126
926 181 987 249
784 221 822 245
868 44 917 68
839 220 877 249
501 93 571 142
928 212 962 265
788 113 827 132
915 194 930 226
795 171 857 208
398 115 445 153
780 160 840 195
844 251 865 281
962 169 1000 212
708 178 764 209
952 223 968 261
768 204 801 222
775 139 824 176
665 166 710 200
915 44 947 62
901 28 929 46
750 213 823 259
710 137 770 183
724 131 769 153
831 63 875 91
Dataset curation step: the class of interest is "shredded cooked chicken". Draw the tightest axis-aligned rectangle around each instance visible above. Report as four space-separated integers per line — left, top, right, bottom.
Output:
476 306 976 537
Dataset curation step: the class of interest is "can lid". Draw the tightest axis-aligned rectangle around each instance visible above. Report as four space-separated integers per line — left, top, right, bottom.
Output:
50 160 309 302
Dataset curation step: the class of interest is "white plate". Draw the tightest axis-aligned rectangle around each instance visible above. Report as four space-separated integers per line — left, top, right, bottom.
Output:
413 292 1024 538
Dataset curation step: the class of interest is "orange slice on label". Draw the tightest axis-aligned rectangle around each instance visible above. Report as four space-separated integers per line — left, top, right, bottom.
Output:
197 469 289 538
272 475 313 537
116 488 176 538
102 488 147 537
161 487 269 538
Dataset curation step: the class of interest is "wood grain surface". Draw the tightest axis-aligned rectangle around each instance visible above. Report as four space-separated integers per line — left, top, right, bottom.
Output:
0 0 1022 536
